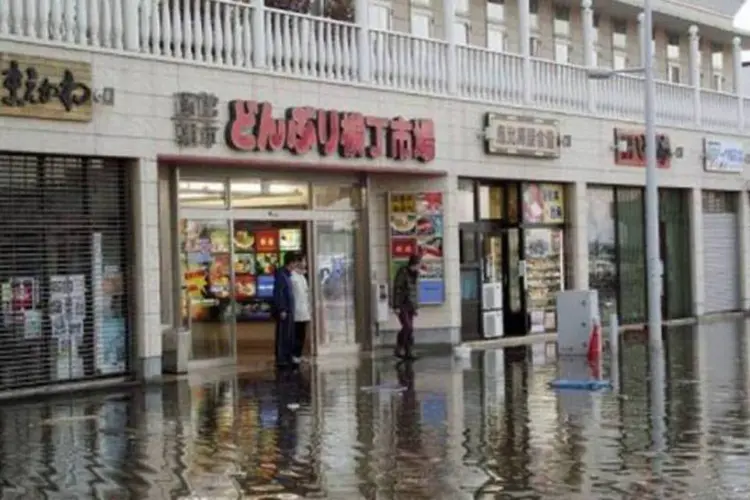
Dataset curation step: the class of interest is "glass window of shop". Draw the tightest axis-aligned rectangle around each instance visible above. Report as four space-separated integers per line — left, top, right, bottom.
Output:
173 174 363 363
521 183 566 333
587 186 691 325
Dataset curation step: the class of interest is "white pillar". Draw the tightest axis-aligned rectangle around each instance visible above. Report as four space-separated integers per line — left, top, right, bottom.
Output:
133 158 163 380
582 0 596 113
688 25 701 126
252 0 266 68
689 188 705 316
571 181 589 290
355 0 371 82
518 0 532 104
738 191 750 310
637 12 646 68
443 0 458 94
732 36 744 130
123 0 140 50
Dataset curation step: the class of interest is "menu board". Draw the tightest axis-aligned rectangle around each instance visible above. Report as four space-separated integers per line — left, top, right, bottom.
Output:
525 228 564 333
522 183 565 224
388 192 445 305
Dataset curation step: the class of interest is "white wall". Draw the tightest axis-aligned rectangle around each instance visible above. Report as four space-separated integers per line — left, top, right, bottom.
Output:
2 41 749 366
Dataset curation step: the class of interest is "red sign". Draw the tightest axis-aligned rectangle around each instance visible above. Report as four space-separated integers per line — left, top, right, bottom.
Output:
225 101 435 163
613 128 671 168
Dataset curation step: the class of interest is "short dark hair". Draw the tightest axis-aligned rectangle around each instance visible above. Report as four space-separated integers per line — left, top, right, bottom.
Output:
407 254 421 267
284 251 300 267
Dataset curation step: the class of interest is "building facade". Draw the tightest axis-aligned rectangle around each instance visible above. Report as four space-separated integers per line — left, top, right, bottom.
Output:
0 0 749 391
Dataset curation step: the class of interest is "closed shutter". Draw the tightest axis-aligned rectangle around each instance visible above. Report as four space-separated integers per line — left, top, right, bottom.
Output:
702 191 740 314
0 153 131 391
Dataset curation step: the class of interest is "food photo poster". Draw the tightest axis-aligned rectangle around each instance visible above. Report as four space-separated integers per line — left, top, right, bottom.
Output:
388 192 445 305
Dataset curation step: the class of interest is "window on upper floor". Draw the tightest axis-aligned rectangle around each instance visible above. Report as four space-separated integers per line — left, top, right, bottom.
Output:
613 52 627 70
454 20 470 45
410 9 432 38
612 19 627 49
553 5 570 37
487 25 508 52
555 41 570 63
667 34 680 60
369 2 392 30
668 64 681 83
713 73 723 91
487 0 505 22
711 42 724 70
530 0 539 31
455 0 469 15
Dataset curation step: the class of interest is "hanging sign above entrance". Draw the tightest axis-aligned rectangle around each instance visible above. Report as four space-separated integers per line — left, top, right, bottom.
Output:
225 101 436 163
613 128 672 168
483 113 562 158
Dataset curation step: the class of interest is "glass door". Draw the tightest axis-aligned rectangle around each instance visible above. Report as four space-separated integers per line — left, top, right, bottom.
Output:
481 232 504 338
180 218 236 363
313 214 358 352
503 228 526 335
459 224 482 342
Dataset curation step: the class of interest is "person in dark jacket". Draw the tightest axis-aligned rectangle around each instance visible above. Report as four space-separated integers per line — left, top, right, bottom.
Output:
392 254 421 359
273 252 300 369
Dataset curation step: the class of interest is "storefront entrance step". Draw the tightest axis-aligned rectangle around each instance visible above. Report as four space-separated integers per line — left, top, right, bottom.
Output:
461 333 558 351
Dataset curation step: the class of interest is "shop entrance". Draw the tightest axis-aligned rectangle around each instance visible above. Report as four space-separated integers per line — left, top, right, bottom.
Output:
459 221 526 340
180 208 361 367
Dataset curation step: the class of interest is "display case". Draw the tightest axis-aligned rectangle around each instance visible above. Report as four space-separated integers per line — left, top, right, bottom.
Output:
525 228 564 333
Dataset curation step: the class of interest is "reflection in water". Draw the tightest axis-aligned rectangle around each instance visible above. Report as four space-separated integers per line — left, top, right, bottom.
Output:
0 320 749 498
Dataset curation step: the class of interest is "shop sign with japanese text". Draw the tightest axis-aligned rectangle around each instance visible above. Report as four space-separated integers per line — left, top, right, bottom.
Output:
172 92 220 148
613 128 672 168
0 53 93 122
483 113 561 158
225 101 436 163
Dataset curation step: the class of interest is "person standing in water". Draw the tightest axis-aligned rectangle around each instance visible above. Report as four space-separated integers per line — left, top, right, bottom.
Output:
392 254 421 360
290 253 311 364
273 252 299 369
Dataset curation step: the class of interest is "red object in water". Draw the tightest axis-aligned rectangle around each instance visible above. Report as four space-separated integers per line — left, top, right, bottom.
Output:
587 322 601 364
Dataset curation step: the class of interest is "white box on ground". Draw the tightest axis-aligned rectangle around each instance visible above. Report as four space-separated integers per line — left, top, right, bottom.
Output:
556 290 599 356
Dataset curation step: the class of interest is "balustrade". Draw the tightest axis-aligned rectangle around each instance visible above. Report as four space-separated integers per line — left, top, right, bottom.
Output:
0 0 746 132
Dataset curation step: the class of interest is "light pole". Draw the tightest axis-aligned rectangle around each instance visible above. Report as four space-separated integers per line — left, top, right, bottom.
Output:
586 6 664 355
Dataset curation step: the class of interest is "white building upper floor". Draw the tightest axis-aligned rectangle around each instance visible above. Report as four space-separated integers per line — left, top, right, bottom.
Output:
1 0 749 133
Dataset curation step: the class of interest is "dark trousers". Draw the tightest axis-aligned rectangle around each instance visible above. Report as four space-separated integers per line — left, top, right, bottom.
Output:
293 321 307 358
396 309 415 354
275 315 295 368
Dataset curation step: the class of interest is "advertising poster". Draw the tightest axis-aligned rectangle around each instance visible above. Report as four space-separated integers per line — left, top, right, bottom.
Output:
92 233 127 375
388 192 445 305
522 183 565 224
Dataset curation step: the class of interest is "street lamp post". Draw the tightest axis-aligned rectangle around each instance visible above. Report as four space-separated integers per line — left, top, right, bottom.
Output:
587 5 664 355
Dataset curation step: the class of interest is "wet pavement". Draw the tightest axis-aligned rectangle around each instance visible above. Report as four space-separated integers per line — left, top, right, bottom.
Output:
1 319 749 499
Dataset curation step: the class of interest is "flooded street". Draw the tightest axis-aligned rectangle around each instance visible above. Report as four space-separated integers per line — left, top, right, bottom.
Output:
1 319 749 499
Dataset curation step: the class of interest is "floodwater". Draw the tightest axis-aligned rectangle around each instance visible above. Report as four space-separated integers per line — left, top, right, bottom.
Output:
0 320 749 499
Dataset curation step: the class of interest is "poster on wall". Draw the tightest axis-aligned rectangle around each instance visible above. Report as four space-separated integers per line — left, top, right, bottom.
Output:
1 277 42 338
522 183 565 224
92 233 128 376
50 274 87 380
388 192 445 305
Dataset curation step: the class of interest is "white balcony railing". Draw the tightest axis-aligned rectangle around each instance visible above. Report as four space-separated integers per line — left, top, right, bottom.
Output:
0 0 747 132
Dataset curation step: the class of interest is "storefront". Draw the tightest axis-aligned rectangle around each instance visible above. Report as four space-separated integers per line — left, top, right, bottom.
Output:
0 152 131 390
159 91 439 366
587 186 692 324
702 190 741 313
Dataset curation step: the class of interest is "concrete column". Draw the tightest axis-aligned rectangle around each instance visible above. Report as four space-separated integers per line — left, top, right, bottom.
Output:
355 0 371 82
581 0 596 114
732 36 744 129
518 0 532 104
133 158 163 380
738 191 750 310
688 188 705 316
252 0 267 68
688 25 701 126
570 181 589 290
637 13 646 68
444 0 458 94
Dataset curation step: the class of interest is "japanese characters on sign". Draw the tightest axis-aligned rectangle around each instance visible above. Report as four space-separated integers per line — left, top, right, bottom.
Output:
0 53 93 122
483 113 561 158
613 128 672 168
172 92 220 148
225 101 436 162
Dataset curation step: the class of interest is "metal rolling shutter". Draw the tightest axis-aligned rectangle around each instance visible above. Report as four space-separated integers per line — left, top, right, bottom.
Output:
0 153 131 391
702 191 740 314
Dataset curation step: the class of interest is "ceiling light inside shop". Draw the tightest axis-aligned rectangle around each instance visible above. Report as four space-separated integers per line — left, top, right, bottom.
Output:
267 183 299 195
179 181 225 193
231 182 263 194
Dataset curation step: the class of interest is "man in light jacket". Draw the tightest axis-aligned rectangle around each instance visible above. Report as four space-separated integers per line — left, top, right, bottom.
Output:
290 253 311 364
